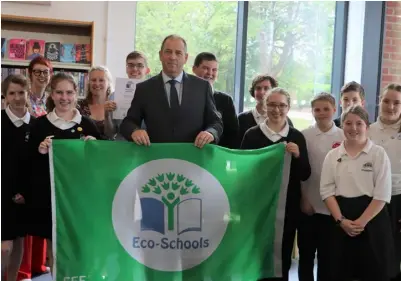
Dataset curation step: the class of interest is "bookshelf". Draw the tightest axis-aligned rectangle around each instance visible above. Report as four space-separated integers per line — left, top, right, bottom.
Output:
1 15 94 98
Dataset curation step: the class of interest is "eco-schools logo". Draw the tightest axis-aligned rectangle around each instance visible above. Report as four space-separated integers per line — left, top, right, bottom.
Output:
112 159 230 272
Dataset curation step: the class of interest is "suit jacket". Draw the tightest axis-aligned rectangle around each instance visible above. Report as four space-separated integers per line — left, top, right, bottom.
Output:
120 72 223 143
214 91 239 149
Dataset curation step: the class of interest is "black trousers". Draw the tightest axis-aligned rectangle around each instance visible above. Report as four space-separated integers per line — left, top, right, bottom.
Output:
297 213 332 281
390 194 401 281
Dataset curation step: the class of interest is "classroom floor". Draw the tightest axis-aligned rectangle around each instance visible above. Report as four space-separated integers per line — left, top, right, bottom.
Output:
32 260 317 281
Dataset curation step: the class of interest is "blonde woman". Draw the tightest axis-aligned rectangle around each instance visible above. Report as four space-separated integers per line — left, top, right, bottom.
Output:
77 66 118 140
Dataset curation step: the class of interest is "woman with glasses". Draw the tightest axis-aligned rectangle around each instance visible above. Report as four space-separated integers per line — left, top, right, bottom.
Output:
27 56 52 117
241 87 311 281
238 75 293 147
77 66 117 140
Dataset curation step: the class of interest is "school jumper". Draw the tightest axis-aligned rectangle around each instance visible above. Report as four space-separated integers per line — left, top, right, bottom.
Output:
27 109 101 240
241 122 311 281
1 109 35 241
238 109 293 147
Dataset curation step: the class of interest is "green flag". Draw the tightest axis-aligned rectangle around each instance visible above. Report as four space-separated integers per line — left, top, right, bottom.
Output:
50 141 290 281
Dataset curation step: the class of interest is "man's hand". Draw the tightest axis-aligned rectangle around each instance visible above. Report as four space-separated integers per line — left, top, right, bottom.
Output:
131 130 150 146
194 131 214 148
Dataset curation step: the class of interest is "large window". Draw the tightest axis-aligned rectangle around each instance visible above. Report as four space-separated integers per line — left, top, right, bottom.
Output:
135 2 337 131
245 2 336 130
135 1 238 96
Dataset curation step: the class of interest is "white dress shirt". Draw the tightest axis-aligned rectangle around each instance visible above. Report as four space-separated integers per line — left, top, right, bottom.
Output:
161 71 184 106
320 139 392 203
47 109 82 130
5 106 30 127
369 118 401 195
302 123 344 214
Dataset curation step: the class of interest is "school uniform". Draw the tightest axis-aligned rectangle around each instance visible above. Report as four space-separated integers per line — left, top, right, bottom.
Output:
320 139 398 281
241 121 311 281
297 122 344 281
27 109 101 240
369 118 401 280
238 109 293 147
1 108 35 241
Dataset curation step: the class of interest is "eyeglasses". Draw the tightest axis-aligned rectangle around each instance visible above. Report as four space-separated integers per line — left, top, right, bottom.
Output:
266 103 288 110
255 86 271 91
126 63 145 69
32 69 50 77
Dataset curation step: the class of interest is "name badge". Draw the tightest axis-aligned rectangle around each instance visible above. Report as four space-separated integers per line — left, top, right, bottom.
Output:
361 162 373 172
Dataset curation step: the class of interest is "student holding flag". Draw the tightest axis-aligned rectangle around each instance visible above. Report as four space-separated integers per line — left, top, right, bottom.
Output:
27 72 100 274
369 84 401 281
241 87 311 281
320 105 397 281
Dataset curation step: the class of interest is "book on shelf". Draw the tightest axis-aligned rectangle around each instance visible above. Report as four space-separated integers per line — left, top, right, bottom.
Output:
60 44 76 63
1 38 6 59
8 39 26 60
44 42 61 62
1 67 88 99
75 44 91 63
26 39 45 60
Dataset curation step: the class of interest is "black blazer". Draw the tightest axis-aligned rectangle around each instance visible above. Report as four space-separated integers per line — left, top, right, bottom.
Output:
214 91 239 149
120 72 223 143
238 110 294 146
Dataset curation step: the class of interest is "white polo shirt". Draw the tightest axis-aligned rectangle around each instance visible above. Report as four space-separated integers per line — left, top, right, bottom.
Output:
369 118 401 195
260 121 289 142
251 107 267 125
302 123 344 214
47 109 82 130
6 106 31 127
320 139 392 203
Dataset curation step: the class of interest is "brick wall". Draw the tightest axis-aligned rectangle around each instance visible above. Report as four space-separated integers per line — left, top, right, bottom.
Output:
381 1 401 88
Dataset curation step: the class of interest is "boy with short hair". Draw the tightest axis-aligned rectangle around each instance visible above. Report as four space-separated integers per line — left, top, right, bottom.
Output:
334 81 366 127
299 92 345 281
125 51 150 80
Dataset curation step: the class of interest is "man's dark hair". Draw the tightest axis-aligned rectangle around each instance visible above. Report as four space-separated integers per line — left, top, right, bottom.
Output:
193 52 217 67
160 34 187 53
340 81 365 99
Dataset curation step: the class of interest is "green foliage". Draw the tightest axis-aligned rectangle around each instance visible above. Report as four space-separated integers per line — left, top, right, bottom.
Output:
141 173 200 201
135 1 335 110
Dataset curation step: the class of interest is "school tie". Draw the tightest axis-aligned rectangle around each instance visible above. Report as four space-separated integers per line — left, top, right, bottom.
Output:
168 79 180 110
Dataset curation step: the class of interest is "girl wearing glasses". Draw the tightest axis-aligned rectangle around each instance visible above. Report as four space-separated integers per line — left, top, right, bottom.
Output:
238 75 293 147
27 56 53 117
241 87 311 281
77 66 117 140
369 84 401 281
28 73 100 274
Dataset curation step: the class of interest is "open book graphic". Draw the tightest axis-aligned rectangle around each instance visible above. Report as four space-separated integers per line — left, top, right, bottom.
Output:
140 197 202 235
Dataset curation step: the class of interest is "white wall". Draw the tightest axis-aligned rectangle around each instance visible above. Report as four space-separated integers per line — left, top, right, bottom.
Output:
1 1 137 84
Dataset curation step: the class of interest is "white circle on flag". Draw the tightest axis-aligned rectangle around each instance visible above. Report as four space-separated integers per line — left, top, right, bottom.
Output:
112 159 230 271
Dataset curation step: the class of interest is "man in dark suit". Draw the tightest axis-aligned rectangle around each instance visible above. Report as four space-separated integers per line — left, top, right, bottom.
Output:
192 52 239 149
120 35 223 148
